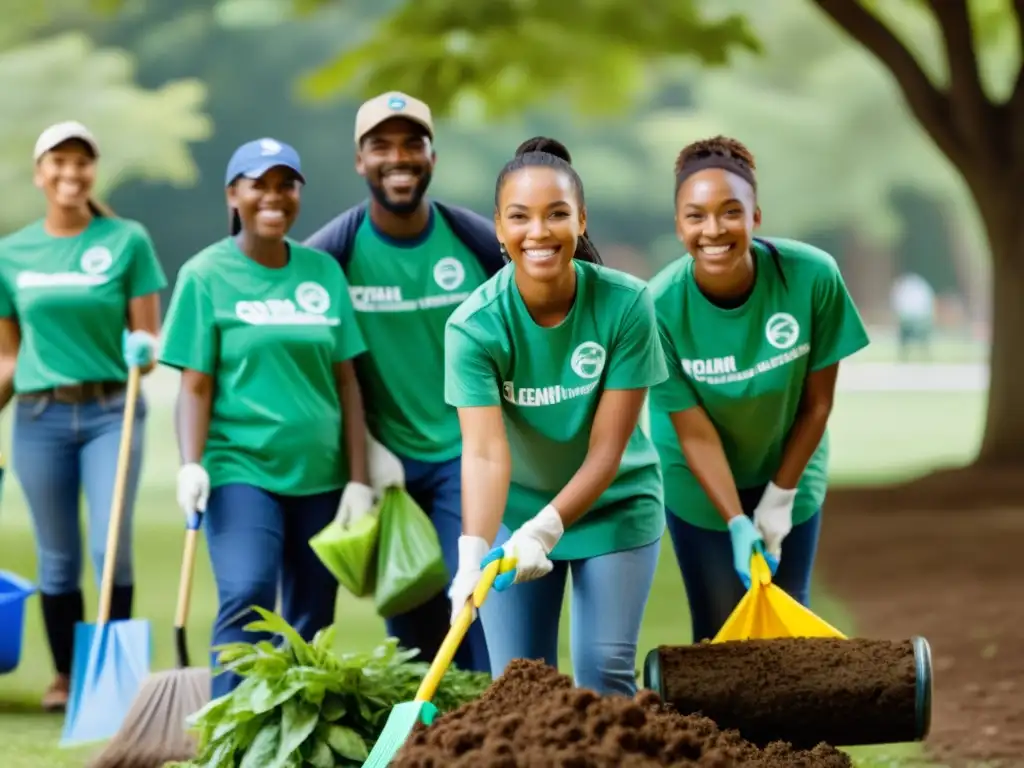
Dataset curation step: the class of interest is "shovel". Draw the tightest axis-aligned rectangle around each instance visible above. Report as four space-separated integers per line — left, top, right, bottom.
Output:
361 554 513 768
61 366 152 747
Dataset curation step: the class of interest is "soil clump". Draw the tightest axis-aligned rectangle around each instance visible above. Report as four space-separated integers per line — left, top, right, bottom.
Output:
393 658 852 767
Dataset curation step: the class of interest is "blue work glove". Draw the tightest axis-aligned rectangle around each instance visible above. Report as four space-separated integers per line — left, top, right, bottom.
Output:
122 329 158 367
728 515 779 589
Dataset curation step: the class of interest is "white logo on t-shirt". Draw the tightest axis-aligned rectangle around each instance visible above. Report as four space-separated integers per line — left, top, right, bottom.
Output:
501 340 607 408
765 312 800 350
15 245 114 289
295 281 330 314
433 258 465 292
235 283 338 326
80 246 113 275
570 342 606 380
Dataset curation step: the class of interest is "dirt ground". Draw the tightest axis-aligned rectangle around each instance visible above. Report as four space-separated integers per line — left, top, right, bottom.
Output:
819 469 1024 768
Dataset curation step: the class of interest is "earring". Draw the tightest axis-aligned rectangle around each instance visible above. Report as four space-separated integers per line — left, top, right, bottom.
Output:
499 243 509 262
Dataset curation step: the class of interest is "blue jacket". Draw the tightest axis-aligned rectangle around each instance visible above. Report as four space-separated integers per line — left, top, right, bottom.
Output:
304 200 506 277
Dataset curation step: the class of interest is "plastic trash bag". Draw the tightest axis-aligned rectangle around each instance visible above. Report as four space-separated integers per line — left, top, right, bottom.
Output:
374 488 449 619
713 553 846 642
309 511 380 598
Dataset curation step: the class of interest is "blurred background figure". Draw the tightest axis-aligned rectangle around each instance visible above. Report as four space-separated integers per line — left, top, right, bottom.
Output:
890 272 935 363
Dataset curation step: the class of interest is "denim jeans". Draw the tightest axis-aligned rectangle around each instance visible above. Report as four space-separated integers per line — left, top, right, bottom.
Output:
479 529 660 696
383 455 490 674
205 483 341 698
665 486 822 643
13 391 146 596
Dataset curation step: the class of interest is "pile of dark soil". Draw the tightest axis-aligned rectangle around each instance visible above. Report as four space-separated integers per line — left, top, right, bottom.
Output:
658 638 920 748
392 659 852 767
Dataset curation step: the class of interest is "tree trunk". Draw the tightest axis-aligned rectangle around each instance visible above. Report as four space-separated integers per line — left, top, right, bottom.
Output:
974 209 1024 467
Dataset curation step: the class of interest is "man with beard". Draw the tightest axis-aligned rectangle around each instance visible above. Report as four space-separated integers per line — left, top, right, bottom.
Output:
305 91 502 673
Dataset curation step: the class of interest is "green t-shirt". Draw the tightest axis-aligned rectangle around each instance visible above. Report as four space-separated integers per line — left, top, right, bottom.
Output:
444 259 668 560
649 238 870 531
0 217 167 392
347 206 489 462
159 238 367 496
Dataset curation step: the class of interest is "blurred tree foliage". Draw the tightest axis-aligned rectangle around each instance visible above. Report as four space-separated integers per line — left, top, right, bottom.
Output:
0 0 211 234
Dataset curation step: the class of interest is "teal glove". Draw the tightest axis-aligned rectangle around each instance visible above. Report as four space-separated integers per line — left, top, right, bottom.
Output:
122 329 157 367
727 515 778 589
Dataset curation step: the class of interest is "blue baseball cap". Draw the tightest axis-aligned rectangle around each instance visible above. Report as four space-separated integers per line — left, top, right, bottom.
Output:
225 138 305 186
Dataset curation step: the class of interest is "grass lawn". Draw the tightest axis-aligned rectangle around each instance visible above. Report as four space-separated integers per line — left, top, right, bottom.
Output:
0 387 984 767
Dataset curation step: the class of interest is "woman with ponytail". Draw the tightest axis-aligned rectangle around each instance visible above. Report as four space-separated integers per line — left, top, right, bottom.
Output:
444 137 667 695
648 135 869 643
0 121 166 711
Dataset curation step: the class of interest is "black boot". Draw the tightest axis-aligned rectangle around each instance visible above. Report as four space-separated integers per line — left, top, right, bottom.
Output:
40 590 84 712
109 584 134 621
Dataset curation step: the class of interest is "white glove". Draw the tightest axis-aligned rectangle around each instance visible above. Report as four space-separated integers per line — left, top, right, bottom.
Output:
447 535 489 625
177 463 210 520
753 482 797 559
366 430 404 494
335 481 375 527
501 505 564 586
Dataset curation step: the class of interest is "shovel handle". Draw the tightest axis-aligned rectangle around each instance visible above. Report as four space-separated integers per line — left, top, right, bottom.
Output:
174 515 202 667
96 366 142 625
414 556 512 703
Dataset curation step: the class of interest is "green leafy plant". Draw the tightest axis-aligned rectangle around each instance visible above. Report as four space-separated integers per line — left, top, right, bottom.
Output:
166 606 491 768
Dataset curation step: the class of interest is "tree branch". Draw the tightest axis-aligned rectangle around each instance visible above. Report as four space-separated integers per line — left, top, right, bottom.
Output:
931 0 992 154
812 0 966 169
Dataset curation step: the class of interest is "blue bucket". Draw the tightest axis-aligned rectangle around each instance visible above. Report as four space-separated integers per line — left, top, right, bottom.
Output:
0 570 37 674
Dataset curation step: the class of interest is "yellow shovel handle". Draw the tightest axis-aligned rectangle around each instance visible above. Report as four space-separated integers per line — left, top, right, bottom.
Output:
413 557 507 702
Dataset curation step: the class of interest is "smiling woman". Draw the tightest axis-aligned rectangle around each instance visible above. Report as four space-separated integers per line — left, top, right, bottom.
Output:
158 137 374 699
647 135 871 644
0 121 166 712
443 136 668 698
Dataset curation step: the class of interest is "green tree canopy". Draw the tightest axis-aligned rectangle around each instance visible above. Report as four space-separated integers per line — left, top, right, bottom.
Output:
0 2 212 233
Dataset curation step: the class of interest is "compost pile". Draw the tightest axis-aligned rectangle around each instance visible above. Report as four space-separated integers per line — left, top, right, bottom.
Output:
392 659 852 767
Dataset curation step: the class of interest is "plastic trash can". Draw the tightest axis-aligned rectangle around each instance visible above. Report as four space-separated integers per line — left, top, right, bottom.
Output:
0 570 37 674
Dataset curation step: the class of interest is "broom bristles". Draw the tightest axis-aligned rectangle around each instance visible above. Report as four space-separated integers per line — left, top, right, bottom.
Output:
87 667 210 768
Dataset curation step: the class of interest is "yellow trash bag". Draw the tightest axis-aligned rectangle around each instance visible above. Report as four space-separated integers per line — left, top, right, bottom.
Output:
712 553 846 642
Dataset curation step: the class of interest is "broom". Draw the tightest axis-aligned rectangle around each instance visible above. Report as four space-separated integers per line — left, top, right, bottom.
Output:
87 512 210 768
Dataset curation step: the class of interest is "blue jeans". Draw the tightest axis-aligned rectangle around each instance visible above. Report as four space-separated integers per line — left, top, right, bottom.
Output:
205 483 341 698
13 391 146 596
479 528 660 696
383 455 490 674
665 487 822 643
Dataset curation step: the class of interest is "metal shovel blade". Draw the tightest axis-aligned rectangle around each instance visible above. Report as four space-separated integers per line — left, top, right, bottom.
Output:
60 618 151 747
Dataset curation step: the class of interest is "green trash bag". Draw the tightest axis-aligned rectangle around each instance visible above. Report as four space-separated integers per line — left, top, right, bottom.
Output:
374 488 450 619
309 510 380 598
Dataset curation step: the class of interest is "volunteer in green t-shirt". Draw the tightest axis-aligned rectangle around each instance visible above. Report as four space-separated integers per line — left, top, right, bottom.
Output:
304 92 503 673
159 139 372 698
0 121 166 712
648 135 870 643
445 138 668 695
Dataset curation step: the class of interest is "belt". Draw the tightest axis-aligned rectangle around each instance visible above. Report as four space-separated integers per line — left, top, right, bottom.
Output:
19 380 126 404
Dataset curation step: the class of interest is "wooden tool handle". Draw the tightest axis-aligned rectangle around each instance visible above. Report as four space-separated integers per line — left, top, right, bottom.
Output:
174 526 201 629
96 366 142 625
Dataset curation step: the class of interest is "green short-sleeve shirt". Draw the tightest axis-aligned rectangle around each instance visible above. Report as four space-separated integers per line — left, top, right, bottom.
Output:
159 238 366 495
649 238 870 531
445 259 668 560
345 207 489 462
0 217 167 391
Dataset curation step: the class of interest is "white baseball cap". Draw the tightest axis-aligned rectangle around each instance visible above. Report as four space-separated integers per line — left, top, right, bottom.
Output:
34 121 100 162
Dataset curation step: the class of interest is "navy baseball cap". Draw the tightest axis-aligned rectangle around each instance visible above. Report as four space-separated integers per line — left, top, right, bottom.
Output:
225 138 305 186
